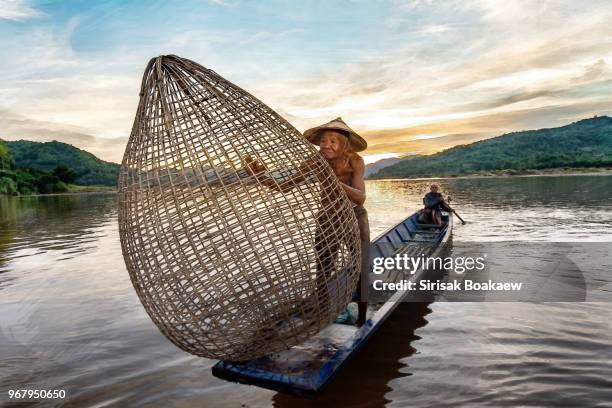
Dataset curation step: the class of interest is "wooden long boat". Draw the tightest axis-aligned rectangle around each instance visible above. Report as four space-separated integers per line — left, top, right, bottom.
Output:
212 210 453 397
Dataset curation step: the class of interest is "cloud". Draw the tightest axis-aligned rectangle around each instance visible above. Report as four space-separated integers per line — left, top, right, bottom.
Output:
245 1 612 146
573 60 607 83
1 0 612 164
207 0 235 6
361 98 612 157
419 24 452 34
0 0 43 21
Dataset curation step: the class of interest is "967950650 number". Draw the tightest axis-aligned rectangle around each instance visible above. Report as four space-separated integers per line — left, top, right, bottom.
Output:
8 389 66 399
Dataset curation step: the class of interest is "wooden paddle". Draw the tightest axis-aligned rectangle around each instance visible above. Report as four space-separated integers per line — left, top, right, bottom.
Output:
451 209 466 225
445 196 466 225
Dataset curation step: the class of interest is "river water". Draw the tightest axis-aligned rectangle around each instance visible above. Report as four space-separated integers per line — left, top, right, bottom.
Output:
1 175 612 407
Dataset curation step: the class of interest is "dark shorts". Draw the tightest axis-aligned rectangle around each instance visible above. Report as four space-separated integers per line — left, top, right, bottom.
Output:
314 205 371 303
354 205 370 303
418 207 442 224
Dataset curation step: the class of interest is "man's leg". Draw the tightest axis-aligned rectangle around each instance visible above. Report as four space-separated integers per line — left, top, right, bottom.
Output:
314 213 339 318
433 209 442 225
315 244 335 308
354 206 371 326
422 208 433 224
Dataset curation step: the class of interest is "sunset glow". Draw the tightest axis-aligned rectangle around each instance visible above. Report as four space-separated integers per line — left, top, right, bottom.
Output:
1 0 611 163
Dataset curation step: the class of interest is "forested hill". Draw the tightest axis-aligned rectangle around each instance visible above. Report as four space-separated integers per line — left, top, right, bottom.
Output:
0 139 12 170
5 140 119 186
370 116 612 179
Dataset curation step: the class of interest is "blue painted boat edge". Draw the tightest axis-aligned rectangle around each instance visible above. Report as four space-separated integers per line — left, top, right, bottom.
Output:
212 362 319 398
212 212 453 397
308 212 453 394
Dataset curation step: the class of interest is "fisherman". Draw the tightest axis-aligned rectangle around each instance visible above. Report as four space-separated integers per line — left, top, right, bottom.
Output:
245 117 370 326
304 118 369 327
419 183 451 225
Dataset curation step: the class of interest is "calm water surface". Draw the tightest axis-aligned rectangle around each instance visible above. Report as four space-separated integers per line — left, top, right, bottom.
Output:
1 175 612 407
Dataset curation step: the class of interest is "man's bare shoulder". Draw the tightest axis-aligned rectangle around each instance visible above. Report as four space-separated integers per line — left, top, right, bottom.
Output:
350 153 365 169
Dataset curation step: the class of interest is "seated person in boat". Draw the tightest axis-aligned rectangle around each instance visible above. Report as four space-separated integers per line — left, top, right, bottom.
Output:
419 183 450 225
245 117 370 326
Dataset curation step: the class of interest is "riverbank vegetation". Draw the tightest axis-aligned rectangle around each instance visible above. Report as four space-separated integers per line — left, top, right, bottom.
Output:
0 139 118 195
370 116 612 179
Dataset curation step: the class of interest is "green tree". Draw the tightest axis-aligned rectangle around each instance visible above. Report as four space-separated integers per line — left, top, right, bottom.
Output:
0 139 14 170
35 174 68 194
5 140 119 186
53 165 77 184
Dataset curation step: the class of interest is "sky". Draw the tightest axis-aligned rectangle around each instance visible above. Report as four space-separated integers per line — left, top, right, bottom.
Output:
1 0 612 164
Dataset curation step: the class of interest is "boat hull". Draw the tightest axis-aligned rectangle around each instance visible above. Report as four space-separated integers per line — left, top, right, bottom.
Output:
213 211 453 397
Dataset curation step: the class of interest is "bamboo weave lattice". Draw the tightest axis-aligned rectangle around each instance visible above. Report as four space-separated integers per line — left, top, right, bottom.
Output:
118 55 361 361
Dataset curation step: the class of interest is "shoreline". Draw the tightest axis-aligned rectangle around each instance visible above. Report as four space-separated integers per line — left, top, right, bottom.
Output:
2 189 117 198
367 167 612 181
3 168 612 195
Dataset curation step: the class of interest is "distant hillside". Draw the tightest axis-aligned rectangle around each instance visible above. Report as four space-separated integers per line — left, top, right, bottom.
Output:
5 140 119 186
365 156 407 177
371 116 612 179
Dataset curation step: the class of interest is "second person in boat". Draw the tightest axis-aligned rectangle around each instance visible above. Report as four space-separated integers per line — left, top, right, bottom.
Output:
419 183 451 225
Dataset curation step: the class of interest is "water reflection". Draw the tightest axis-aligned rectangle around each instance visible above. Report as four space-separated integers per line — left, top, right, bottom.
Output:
0 176 611 407
365 175 612 241
272 302 434 408
0 194 117 273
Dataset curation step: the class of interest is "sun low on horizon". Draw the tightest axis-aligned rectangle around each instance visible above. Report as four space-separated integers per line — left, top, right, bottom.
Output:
1 0 611 165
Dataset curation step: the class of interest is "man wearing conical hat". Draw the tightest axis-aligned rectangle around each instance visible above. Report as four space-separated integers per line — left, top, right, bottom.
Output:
303 117 370 326
245 117 370 326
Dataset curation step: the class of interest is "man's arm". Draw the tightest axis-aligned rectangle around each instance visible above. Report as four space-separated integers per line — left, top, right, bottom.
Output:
244 155 313 193
440 197 452 212
340 155 366 206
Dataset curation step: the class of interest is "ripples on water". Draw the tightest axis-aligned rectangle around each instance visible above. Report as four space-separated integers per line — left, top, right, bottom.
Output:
1 176 612 407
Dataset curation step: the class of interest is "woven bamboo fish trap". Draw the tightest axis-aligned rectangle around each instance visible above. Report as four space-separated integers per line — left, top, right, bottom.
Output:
118 55 361 361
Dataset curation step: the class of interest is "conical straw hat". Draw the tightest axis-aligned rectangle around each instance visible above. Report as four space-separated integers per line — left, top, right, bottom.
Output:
303 117 368 152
